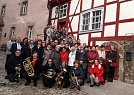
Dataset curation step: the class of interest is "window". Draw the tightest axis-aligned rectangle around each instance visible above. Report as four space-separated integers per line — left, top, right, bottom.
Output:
80 8 104 33
21 1 28 15
9 27 15 39
59 4 67 18
27 26 34 39
0 28 2 41
1 5 6 17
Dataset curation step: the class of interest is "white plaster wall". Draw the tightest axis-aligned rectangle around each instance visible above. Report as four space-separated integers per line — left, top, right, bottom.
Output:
91 32 101 38
79 34 88 45
104 25 115 37
96 41 108 46
51 6 57 19
90 41 93 46
107 0 116 3
70 16 79 32
118 22 134 36
73 34 78 40
120 1 134 20
94 0 104 7
70 0 80 15
82 0 92 11
105 4 117 22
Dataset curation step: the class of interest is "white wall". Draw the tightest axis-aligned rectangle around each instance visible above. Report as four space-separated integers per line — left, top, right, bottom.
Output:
96 41 108 46
51 6 57 19
104 25 115 37
51 19 57 27
118 22 134 36
79 34 88 45
82 0 92 11
70 16 79 32
70 0 80 15
91 32 101 38
120 1 134 20
105 4 117 22
107 0 116 3
94 0 104 7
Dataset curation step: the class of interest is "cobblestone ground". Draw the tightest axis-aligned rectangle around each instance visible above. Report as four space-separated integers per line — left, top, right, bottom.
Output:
0 50 134 95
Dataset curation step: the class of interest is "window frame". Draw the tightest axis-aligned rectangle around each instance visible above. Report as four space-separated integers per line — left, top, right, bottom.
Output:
79 7 104 34
20 0 28 16
1 4 6 17
9 27 16 39
59 4 68 19
27 25 34 40
0 28 2 41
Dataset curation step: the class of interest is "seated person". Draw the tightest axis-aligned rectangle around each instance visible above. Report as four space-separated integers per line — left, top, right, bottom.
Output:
6 49 23 83
56 60 69 88
43 58 57 88
69 60 84 90
22 51 41 87
89 59 104 87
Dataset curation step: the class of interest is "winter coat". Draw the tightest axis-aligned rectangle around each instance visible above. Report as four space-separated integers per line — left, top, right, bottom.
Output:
89 64 104 82
50 49 60 69
7 55 23 74
42 48 52 66
60 52 69 65
69 66 84 79
87 50 99 67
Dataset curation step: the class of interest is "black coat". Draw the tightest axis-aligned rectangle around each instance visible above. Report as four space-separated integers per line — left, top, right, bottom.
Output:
32 45 44 60
58 66 69 79
69 66 84 79
106 49 117 62
6 55 23 74
43 63 57 74
10 43 24 55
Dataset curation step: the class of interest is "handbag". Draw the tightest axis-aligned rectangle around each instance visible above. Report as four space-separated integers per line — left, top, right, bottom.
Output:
110 62 117 68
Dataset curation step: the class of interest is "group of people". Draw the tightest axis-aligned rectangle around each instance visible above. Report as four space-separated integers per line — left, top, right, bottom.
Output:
5 26 117 90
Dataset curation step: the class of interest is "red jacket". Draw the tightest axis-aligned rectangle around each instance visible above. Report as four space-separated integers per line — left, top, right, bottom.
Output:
60 52 69 65
89 64 104 82
87 50 99 67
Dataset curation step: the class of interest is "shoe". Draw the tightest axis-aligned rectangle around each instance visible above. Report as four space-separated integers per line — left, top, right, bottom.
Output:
90 85 94 87
96 83 100 87
5 75 8 79
77 86 80 90
15 79 19 83
33 82 37 87
24 81 30 86
70 85 75 89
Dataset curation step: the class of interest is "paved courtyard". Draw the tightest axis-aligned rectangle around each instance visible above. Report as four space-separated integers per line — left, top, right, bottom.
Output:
0 50 134 95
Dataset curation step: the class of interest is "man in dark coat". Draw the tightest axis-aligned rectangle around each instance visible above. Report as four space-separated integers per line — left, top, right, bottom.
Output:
106 45 117 82
6 49 23 82
10 37 24 57
69 60 84 90
76 44 88 82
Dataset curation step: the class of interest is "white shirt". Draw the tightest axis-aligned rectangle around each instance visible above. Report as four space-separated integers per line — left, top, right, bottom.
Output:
68 51 76 66
17 43 22 50
101 50 106 59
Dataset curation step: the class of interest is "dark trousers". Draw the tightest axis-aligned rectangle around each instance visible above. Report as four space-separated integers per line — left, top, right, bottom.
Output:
43 76 55 87
108 66 115 80
5 54 12 69
7 74 18 82
23 72 39 82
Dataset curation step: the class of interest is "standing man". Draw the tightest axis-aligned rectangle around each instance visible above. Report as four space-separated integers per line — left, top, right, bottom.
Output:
6 49 23 82
10 37 23 56
106 45 117 82
76 44 88 84
5 36 16 79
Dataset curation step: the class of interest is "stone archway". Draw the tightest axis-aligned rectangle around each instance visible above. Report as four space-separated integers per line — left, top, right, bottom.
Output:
102 41 125 82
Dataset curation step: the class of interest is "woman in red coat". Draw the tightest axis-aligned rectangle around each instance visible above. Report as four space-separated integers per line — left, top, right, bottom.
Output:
87 46 99 67
89 59 104 87
60 47 69 65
